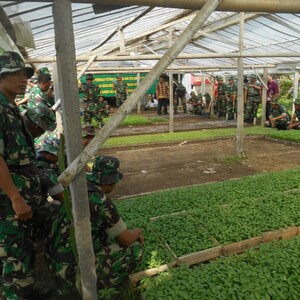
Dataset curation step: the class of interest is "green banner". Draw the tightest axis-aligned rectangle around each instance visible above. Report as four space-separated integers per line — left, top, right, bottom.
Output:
80 73 158 97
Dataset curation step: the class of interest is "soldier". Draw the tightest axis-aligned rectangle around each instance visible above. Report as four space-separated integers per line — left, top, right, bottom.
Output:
113 75 128 107
45 156 143 296
288 98 300 130
79 73 100 125
225 75 237 120
269 99 290 130
215 76 227 117
0 51 55 299
174 83 187 114
95 95 109 128
34 137 64 203
187 91 205 115
244 74 262 124
27 73 54 108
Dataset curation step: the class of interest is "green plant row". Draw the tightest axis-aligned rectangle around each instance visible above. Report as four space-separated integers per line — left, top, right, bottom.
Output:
142 236 300 300
116 168 300 270
104 126 300 148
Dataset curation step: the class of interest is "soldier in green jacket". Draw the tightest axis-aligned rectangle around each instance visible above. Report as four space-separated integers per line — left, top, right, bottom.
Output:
45 156 143 297
0 51 55 300
113 75 128 107
225 75 237 120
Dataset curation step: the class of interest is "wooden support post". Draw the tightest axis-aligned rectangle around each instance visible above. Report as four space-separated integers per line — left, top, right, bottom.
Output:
53 1 97 299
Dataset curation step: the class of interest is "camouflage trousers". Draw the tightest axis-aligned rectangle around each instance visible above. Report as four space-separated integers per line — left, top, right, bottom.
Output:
0 166 41 300
226 101 236 120
47 241 143 295
82 102 98 126
216 96 227 117
244 98 259 122
116 94 127 108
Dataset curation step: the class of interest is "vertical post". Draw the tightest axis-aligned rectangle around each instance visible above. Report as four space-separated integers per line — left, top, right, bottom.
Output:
137 72 141 114
169 29 174 132
236 12 246 158
118 27 125 53
261 68 268 126
293 71 299 100
169 70 174 132
52 1 97 300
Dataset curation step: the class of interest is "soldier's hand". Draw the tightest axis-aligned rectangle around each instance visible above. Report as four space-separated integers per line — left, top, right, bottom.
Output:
12 197 32 221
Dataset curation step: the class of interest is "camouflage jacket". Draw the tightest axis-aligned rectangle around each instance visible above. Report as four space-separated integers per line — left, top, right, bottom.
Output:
217 83 227 97
47 181 127 261
226 83 237 100
270 105 291 120
114 81 128 95
245 81 262 99
28 85 53 108
33 157 64 199
79 83 100 102
0 92 35 166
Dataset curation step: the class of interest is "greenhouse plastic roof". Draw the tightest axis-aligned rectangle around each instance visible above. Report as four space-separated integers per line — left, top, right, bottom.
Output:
1 1 300 73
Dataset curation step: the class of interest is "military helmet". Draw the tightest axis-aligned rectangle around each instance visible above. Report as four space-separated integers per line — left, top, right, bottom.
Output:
218 76 224 81
293 98 300 105
0 51 34 79
25 103 56 131
250 74 257 79
39 67 51 76
228 75 235 80
86 156 123 185
86 73 94 80
38 137 60 156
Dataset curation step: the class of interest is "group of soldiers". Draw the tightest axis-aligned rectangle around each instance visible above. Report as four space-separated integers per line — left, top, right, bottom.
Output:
0 51 143 300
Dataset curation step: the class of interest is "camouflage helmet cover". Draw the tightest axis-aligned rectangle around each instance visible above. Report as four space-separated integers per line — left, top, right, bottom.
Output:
39 67 50 75
85 73 94 80
25 103 56 131
218 76 224 81
250 74 257 79
38 137 60 156
86 156 123 185
0 51 34 79
293 98 300 105
228 75 235 80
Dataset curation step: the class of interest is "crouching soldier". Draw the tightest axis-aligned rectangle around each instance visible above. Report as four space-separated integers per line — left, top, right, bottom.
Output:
288 98 300 130
45 156 144 296
269 99 290 130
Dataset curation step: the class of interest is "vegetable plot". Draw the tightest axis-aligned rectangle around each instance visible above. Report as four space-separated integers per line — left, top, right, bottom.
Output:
143 236 300 299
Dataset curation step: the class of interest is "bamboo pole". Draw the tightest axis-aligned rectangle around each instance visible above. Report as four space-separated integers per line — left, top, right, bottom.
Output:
52 1 97 299
25 52 300 63
236 12 245 158
58 0 224 186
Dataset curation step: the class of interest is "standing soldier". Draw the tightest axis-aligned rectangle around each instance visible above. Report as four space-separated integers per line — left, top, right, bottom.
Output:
244 74 262 124
215 76 227 117
266 74 279 124
174 83 187 114
225 75 237 120
0 51 55 299
113 74 128 107
79 73 100 125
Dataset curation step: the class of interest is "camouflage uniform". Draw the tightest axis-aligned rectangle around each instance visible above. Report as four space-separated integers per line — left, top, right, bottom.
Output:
289 98 300 129
114 79 128 107
174 83 187 114
269 100 290 130
34 128 60 152
225 76 237 120
79 74 100 125
244 74 262 123
216 77 227 117
188 93 204 115
95 97 109 127
45 157 142 295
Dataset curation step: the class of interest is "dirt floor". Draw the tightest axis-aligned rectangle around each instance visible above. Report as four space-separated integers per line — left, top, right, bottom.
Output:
99 112 300 198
